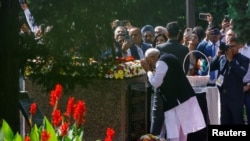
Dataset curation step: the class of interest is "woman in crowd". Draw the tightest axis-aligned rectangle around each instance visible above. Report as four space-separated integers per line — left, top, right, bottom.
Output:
153 33 168 47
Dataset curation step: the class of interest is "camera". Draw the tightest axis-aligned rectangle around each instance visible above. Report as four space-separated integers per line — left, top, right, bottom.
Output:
219 44 230 54
199 13 209 20
125 33 131 42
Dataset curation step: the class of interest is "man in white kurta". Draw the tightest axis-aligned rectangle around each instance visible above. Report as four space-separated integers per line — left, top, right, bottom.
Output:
141 48 206 141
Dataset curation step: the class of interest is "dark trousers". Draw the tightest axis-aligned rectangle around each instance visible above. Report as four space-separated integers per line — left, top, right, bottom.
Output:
220 90 245 125
150 92 164 135
244 91 250 124
187 92 209 141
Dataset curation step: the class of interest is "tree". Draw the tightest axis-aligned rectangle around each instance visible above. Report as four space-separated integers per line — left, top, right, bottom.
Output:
20 0 187 90
227 0 250 44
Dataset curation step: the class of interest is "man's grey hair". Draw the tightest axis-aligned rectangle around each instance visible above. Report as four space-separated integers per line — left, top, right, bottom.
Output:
155 26 167 34
145 48 160 58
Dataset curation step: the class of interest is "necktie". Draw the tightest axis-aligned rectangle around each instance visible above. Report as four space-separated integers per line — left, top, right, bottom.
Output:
210 44 216 81
212 44 216 57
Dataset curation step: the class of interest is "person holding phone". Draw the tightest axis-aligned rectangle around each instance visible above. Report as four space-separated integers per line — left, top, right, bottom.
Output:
220 15 233 43
101 26 132 59
182 28 193 46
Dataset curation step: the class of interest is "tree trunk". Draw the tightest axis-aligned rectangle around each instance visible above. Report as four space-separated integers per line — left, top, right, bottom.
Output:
0 0 21 133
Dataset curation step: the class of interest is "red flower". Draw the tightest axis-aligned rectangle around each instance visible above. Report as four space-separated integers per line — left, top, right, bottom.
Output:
64 97 75 119
49 84 63 107
73 100 87 128
125 56 134 62
52 109 62 127
54 84 63 98
29 102 37 116
24 136 30 141
104 127 115 141
41 130 50 141
59 122 69 137
49 90 57 107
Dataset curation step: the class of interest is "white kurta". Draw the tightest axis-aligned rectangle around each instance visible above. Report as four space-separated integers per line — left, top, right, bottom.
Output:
147 60 206 139
164 96 206 139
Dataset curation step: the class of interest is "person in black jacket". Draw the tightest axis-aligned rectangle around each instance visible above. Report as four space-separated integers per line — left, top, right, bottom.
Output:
156 21 189 73
140 48 206 141
210 37 249 124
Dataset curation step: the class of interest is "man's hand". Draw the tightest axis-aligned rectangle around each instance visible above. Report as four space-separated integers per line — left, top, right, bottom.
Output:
221 19 230 33
121 40 132 54
20 3 28 10
140 59 150 72
225 48 233 62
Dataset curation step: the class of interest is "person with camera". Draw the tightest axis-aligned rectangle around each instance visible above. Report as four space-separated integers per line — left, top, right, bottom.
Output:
210 36 249 125
122 27 152 60
100 26 132 59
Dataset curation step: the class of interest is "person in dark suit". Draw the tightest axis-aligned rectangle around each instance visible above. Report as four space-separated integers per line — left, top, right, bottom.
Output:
140 48 206 140
210 36 249 124
156 21 189 73
122 27 152 60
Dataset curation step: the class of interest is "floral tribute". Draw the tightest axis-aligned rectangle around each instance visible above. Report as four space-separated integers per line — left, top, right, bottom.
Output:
105 57 146 79
0 84 115 141
24 56 145 80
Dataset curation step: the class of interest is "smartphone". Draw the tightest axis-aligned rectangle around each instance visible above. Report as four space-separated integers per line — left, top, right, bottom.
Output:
117 20 128 27
199 13 209 20
185 28 192 37
224 15 230 22
125 34 131 42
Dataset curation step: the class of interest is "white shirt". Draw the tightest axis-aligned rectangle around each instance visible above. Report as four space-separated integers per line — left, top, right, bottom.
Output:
239 44 250 83
208 40 220 83
147 61 168 88
24 8 39 34
147 60 206 139
123 44 145 59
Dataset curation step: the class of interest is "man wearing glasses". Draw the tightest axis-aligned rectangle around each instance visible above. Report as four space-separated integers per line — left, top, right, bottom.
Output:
210 37 249 125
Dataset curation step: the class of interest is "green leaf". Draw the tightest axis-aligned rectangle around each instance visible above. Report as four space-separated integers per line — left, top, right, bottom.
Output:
74 136 81 141
13 132 23 141
44 116 58 141
30 124 40 141
63 136 71 141
0 119 14 141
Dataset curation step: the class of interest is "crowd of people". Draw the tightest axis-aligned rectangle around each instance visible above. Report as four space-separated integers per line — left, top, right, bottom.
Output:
108 12 250 141
17 2 250 140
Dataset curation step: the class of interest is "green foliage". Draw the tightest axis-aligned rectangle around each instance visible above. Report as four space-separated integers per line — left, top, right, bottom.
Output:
0 120 14 141
227 0 250 44
44 117 58 141
0 116 84 141
13 133 23 141
30 124 40 141
20 0 239 91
